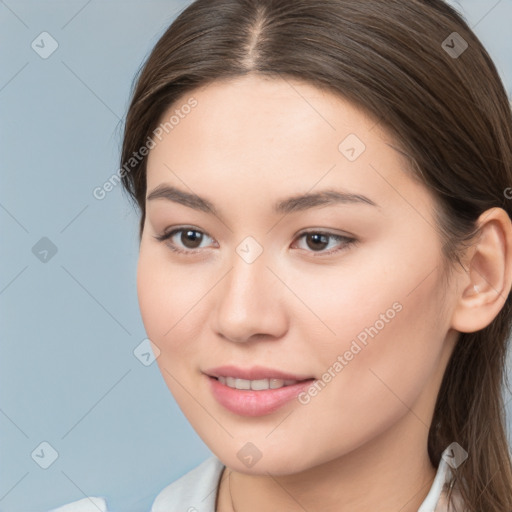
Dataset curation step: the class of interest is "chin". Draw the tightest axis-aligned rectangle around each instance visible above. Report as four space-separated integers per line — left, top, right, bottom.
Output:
210 443 320 476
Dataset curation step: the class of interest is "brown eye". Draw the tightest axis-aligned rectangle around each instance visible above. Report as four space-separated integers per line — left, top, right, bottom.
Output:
304 233 330 251
294 231 357 256
154 227 214 254
180 229 204 249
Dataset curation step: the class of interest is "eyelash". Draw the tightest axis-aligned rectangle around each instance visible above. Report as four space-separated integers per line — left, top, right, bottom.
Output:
153 227 357 257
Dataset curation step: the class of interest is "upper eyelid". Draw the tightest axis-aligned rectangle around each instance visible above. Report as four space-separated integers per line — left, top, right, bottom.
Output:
155 227 215 245
159 226 350 240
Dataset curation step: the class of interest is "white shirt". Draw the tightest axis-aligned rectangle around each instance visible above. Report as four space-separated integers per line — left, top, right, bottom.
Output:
50 446 465 512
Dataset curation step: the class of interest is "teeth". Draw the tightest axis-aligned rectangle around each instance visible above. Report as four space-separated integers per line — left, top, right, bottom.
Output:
236 378 251 390
250 379 269 390
270 378 284 389
216 376 300 390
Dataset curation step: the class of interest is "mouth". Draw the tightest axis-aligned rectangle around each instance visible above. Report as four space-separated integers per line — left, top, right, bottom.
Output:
204 365 316 416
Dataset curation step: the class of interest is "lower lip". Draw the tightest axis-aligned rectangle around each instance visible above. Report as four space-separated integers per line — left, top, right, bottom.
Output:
206 375 315 417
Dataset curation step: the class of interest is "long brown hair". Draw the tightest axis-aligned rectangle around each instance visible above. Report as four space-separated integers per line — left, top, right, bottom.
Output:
119 1 512 510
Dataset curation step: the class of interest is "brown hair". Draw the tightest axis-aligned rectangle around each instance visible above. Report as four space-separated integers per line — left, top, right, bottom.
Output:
119 0 512 509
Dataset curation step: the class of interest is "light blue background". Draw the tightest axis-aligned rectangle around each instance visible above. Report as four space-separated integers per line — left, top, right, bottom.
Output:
1 1 511 511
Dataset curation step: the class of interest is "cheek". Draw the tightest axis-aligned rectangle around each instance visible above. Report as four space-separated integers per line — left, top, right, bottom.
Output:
136 245 206 362
136 247 212 419
294 247 448 431
299 236 446 362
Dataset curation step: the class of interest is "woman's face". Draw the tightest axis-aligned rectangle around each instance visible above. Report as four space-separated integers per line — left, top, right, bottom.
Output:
138 74 461 474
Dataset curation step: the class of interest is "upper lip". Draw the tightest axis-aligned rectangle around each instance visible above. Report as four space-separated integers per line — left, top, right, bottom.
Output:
204 365 314 381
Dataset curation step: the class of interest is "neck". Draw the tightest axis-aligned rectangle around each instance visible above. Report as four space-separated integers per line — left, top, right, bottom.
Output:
219 412 436 512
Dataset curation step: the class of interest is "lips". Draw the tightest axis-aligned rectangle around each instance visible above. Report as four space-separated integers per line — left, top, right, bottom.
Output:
204 365 315 416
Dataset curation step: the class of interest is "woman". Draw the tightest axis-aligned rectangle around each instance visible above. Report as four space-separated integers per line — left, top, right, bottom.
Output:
52 0 512 510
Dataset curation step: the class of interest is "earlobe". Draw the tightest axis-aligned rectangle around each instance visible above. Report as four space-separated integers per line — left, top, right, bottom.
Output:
450 207 512 334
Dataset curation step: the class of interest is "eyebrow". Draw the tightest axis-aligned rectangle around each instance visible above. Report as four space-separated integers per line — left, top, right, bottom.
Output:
146 184 379 218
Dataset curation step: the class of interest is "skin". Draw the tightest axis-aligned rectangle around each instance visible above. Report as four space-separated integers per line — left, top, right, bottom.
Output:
137 74 512 511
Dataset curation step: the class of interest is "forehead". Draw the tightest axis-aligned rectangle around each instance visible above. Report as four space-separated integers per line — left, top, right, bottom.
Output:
150 74 381 153
145 74 433 218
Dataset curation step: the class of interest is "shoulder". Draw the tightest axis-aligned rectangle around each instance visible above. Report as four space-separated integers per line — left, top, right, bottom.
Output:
151 456 226 512
47 457 225 512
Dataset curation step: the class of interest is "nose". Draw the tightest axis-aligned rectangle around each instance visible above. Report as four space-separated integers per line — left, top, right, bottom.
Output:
211 248 289 344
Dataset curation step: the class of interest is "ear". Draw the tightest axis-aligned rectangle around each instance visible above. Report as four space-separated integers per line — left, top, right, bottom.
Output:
450 207 512 333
